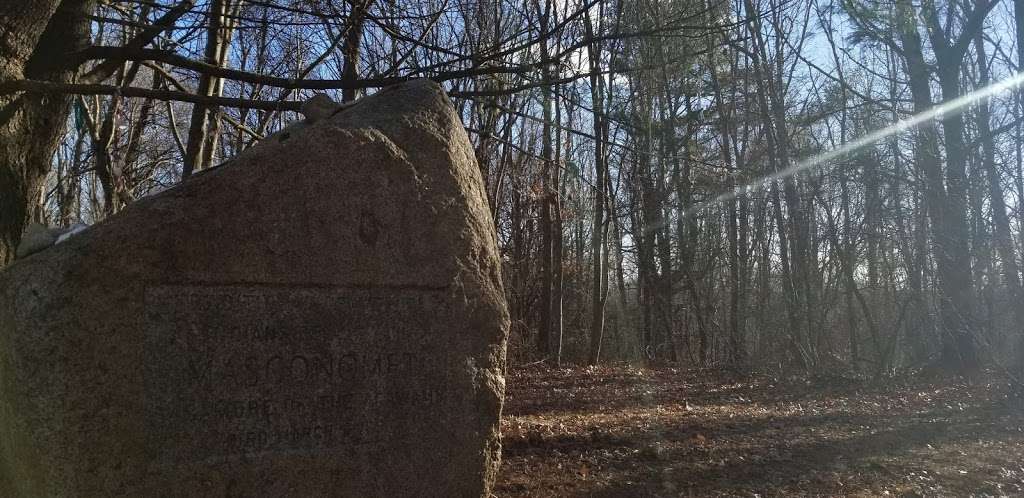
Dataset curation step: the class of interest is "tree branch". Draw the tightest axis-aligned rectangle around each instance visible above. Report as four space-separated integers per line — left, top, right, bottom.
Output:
81 0 195 84
951 0 1001 59
0 79 301 111
73 46 533 89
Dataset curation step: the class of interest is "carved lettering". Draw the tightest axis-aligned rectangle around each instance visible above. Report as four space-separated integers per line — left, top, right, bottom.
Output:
143 285 453 462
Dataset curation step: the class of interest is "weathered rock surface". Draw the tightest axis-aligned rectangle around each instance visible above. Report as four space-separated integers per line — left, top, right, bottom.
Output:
0 79 508 497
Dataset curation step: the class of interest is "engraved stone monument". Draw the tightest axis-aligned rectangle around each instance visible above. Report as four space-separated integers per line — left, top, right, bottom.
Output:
0 79 508 497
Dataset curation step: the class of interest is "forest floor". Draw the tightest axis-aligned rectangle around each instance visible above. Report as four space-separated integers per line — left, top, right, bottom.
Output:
494 364 1024 497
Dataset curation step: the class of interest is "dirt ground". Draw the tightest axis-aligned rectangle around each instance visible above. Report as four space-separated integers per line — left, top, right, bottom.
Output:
494 365 1024 497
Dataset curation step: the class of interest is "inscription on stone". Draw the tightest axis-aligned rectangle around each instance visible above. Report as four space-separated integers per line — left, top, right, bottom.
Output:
143 285 453 463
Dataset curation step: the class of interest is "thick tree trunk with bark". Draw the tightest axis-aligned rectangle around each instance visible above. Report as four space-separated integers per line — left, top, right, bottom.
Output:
895 6 953 367
918 0 994 373
0 0 94 267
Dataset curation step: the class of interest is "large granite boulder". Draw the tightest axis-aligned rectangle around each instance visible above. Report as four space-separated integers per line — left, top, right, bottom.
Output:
0 79 508 497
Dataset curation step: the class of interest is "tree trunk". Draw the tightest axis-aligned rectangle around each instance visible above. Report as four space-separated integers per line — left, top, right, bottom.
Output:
1013 0 1024 381
920 0 982 373
537 1 554 359
199 2 241 169
551 74 565 366
341 0 374 102
537 88 553 358
182 0 228 178
0 0 94 267
973 32 1022 305
585 15 607 366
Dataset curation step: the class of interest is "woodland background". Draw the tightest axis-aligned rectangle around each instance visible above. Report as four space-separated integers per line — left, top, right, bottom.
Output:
2 0 1023 380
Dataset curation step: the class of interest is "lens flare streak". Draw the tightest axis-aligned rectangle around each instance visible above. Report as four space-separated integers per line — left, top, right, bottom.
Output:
677 72 1024 221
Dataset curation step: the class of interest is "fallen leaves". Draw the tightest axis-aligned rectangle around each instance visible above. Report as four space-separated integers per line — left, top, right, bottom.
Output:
496 365 1024 497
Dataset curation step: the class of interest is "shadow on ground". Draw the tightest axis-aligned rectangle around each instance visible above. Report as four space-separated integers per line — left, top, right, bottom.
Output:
495 366 1024 497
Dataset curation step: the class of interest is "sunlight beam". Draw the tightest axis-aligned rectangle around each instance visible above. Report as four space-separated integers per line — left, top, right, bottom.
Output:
675 71 1024 222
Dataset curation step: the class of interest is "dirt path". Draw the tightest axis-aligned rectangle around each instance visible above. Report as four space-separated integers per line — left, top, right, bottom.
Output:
495 366 1024 497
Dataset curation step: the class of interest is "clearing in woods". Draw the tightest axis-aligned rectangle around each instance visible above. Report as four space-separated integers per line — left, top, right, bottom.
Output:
495 365 1024 497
